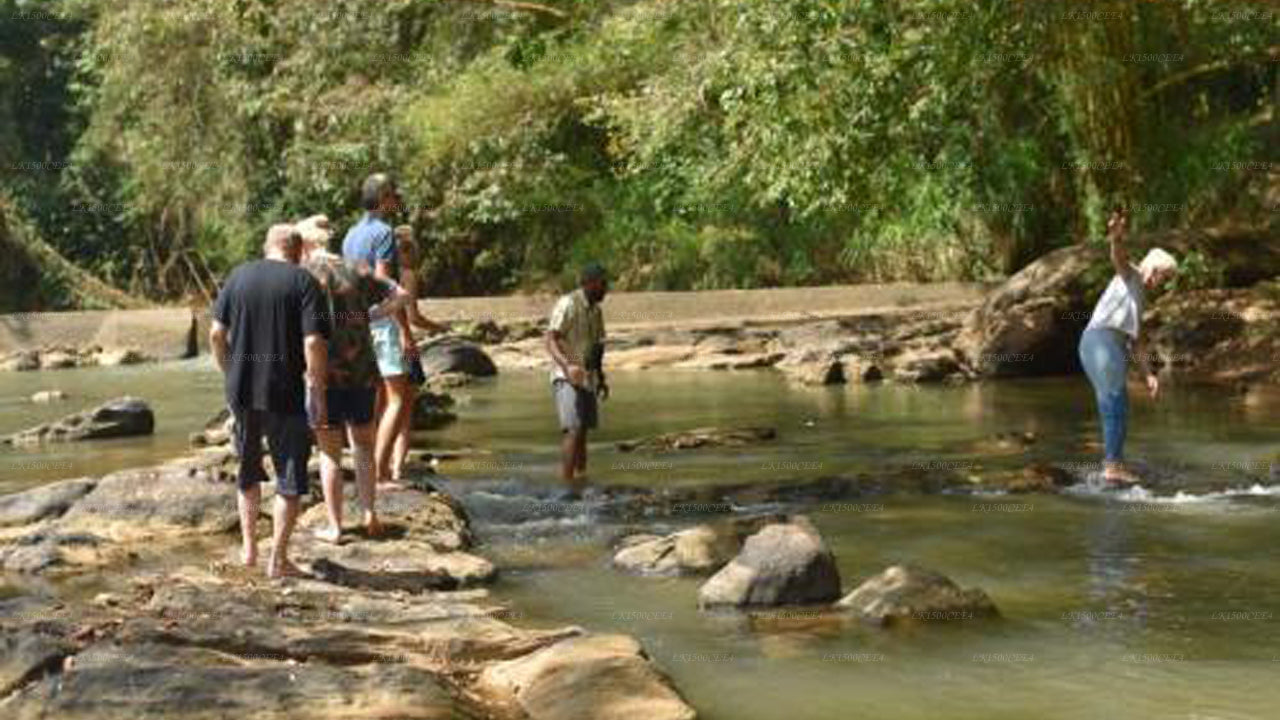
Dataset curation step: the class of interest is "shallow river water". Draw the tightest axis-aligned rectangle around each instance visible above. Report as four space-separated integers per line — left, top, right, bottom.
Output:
2 363 1278 720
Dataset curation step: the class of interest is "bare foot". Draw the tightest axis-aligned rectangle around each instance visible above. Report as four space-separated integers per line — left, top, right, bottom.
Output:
267 558 308 579
378 479 406 491
1103 466 1142 487
363 515 384 539
241 547 257 568
313 526 342 545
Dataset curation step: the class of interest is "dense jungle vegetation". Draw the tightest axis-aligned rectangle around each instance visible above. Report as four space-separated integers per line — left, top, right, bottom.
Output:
0 0 1276 308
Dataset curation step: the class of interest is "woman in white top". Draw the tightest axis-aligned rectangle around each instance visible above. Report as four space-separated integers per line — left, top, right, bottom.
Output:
1077 208 1178 485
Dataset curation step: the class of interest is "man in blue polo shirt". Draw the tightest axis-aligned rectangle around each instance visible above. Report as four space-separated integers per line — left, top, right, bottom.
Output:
342 173 414 489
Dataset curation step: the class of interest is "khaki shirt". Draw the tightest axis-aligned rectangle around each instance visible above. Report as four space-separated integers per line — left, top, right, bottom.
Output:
548 288 606 388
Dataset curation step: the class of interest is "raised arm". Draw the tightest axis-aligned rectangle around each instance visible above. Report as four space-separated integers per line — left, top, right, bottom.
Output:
1106 207 1132 277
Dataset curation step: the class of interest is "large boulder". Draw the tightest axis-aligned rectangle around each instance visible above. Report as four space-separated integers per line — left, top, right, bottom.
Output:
956 244 1103 377
837 564 999 625
418 337 498 377
697 517 841 608
3 396 155 445
476 634 697 720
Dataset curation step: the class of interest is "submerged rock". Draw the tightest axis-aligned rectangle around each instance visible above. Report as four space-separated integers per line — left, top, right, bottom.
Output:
3 396 155 445
615 426 777 453
30 389 67 403
411 391 458 431
476 634 697 720
697 517 841 608
837 564 998 625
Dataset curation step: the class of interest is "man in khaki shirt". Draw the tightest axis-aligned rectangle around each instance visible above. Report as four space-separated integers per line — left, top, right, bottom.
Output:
545 263 609 492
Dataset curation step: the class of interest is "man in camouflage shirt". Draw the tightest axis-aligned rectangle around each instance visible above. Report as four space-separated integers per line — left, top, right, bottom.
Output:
295 215 410 541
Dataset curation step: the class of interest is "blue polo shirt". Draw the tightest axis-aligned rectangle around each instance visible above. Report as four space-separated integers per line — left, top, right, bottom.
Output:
341 213 398 278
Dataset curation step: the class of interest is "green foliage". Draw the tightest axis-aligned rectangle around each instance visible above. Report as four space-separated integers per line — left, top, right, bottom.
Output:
0 0 1274 304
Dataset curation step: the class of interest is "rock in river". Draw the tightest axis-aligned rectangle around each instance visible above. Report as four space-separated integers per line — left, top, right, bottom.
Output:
613 514 789 576
837 564 998 625
616 426 777 453
3 396 155 445
477 634 697 720
698 517 841 608
417 337 498 377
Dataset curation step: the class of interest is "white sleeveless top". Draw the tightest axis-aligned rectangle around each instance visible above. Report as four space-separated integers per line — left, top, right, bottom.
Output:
1086 269 1145 339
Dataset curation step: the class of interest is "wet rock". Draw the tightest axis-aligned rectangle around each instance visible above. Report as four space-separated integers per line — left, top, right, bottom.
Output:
0 350 40 372
58 462 238 541
3 396 155 445
778 356 846 386
0 627 73 696
452 319 507 344
6 642 458 720
38 350 77 370
613 526 738 576
616 426 777 453
837 564 998 625
613 515 789 576
476 634 697 720
411 391 458 431
890 347 962 383
418 337 497 377
188 407 232 447
697 517 841 608
30 389 67 403
956 244 1102 377
0 531 106 574
0 478 97 527
293 489 492 591
92 348 148 367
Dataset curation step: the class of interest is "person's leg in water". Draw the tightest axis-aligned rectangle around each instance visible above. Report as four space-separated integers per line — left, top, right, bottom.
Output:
391 381 416 483
348 420 381 536
313 425 345 543
1079 329 1136 485
574 429 588 477
376 374 411 489
237 484 261 567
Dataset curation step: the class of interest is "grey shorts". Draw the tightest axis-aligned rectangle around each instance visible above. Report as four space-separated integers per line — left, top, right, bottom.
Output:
553 379 598 432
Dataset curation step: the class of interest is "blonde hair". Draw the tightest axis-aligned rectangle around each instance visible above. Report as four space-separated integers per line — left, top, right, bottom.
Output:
263 224 300 256
295 214 331 249
1139 248 1178 280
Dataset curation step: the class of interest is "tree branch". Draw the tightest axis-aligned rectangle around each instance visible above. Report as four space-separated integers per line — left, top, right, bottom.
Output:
445 0 569 19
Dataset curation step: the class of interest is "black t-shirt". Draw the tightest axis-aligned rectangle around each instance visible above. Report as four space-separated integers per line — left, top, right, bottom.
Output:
212 259 328 414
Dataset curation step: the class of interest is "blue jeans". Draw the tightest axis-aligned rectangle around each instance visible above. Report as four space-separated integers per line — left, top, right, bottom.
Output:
1078 328 1129 463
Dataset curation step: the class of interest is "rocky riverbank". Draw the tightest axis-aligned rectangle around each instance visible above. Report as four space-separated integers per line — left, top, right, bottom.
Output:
0 445 697 720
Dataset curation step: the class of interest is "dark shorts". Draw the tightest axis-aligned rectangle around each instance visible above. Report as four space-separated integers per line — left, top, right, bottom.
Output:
325 386 376 426
231 407 312 496
553 379 598 432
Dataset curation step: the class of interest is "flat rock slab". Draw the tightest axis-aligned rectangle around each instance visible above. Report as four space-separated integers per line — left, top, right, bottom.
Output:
59 464 238 539
6 643 457 720
616 426 777 453
0 478 96 527
477 633 697 720
0 627 73 696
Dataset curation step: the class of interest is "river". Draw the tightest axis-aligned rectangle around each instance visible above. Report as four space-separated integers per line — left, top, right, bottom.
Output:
2 362 1278 719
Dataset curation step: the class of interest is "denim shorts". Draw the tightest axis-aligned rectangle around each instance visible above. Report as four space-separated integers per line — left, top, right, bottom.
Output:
231 407 312 496
371 320 408 378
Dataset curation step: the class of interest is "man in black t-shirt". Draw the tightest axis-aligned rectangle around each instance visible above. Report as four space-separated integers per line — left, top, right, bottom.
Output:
210 224 329 578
